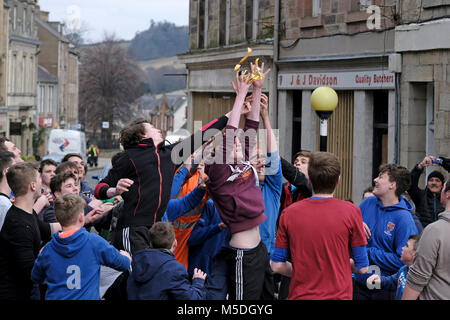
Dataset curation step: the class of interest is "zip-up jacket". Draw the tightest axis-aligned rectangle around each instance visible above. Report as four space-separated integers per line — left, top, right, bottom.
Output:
94 115 229 229
408 164 447 228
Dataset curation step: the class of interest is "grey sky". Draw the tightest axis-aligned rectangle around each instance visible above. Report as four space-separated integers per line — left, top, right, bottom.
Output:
38 0 189 42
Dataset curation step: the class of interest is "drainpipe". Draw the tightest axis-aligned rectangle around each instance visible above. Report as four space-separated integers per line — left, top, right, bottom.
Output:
394 72 401 164
272 0 280 127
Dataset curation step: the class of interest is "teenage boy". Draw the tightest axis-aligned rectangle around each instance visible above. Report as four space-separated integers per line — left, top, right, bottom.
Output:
0 137 23 163
40 172 106 227
127 221 207 300
31 193 131 300
279 151 312 212
204 62 271 300
0 162 61 300
62 153 94 198
0 151 15 231
253 93 282 300
39 159 57 194
271 152 369 300
354 164 418 300
94 111 233 255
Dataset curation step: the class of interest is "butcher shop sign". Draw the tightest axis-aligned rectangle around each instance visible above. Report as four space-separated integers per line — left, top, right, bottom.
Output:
278 70 395 90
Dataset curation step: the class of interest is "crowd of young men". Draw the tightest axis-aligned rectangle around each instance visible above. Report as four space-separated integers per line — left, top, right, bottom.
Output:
0 65 449 300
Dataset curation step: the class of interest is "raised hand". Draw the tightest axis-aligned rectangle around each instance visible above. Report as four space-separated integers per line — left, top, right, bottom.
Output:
418 155 435 169
260 93 269 118
231 71 252 97
250 60 270 89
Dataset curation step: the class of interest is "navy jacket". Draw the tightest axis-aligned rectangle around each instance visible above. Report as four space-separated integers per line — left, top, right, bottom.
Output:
188 199 229 276
127 248 206 300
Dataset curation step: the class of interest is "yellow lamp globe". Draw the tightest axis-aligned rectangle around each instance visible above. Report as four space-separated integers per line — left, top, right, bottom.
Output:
311 86 338 112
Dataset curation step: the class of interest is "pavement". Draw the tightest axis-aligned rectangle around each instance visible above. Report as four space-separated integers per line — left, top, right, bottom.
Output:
96 157 111 170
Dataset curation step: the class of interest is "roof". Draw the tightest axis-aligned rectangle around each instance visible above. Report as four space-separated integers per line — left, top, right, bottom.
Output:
35 16 70 43
38 65 58 83
137 93 187 113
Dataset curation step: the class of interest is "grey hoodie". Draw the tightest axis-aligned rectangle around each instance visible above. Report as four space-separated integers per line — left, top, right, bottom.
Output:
406 211 450 300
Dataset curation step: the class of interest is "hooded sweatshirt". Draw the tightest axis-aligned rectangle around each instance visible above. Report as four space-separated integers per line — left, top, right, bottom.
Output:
359 196 418 277
127 248 206 300
205 119 266 234
406 211 450 300
31 228 130 300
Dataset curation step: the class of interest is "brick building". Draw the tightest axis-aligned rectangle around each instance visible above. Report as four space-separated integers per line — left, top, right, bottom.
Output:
178 0 276 134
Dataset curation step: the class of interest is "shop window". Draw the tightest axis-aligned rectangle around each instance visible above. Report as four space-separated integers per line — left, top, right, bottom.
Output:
292 90 302 160
372 90 388 180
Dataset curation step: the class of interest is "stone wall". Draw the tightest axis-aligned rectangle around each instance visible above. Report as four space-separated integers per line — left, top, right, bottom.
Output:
281 0 397 40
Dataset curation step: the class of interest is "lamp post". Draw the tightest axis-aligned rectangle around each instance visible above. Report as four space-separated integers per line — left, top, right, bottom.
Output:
311 86 338 152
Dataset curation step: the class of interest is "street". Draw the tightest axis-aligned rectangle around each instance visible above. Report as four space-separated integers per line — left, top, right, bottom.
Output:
85 166 103 188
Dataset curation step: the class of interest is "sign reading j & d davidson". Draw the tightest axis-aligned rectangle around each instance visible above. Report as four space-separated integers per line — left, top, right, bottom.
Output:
278 70 395 90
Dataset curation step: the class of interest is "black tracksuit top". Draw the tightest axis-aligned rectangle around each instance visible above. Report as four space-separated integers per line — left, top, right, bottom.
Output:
94 115 228 229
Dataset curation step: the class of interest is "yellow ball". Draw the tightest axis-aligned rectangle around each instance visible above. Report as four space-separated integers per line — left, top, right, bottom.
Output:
311 87 338 112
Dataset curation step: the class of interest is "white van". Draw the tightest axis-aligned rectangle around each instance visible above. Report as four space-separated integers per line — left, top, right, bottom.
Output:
43 129 87 163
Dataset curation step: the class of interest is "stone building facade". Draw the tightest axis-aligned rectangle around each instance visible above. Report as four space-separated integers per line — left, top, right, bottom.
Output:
2 0 40 157
178 0 276 135
0 1 9 136
394 1 450 179
35 8 80 130
275 0 449 203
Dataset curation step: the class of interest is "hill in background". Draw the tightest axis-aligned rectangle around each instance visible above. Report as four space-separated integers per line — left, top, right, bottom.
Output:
127 20 188 61
78 21 189 94
129 20 188 94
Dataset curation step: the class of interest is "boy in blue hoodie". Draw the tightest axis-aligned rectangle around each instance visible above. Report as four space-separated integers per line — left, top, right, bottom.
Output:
127 221 207 300
363 234 421 300
354 164 418 300
31 194 131 300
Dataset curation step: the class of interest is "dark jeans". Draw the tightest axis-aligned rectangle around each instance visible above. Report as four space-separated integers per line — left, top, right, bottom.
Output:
205 250 229 300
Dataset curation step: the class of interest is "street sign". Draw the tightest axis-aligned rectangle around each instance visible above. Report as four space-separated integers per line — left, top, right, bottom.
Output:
102 121 109 129
39 116 54 128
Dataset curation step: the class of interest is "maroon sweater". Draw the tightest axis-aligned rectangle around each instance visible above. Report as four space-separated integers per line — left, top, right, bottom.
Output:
205 119 266 234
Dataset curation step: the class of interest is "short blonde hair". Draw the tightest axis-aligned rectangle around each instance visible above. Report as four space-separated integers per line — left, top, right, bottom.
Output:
54 194 85 227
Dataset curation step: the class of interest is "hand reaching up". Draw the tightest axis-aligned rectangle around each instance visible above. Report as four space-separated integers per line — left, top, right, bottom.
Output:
193 268 207 281
231 71 252 97
250 60 270 89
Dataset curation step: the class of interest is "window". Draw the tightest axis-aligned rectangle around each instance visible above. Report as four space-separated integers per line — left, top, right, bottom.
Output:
39 85 44 113
372 91 388 180
351 0 372 12
245 0 254 41
219 0 227 46
23 7 27 34
312 0 322 17
21 55 26 93
359 0 372 10
49 86 54 114
13 6 17 31
198 0 206 49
